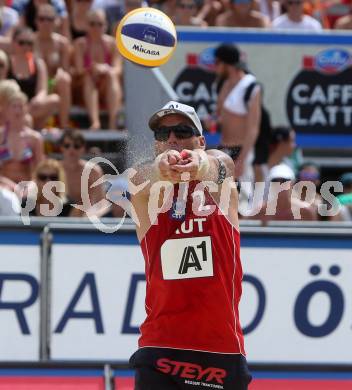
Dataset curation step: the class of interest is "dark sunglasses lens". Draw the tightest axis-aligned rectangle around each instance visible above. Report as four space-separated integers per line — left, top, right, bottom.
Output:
38 173 58 181
63 143 82 149
18 40 33 46
173 129 194 139
154 125 198 141
154 129 170 141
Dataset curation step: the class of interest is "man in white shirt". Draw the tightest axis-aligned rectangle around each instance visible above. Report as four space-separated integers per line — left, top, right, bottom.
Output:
272 0 322 31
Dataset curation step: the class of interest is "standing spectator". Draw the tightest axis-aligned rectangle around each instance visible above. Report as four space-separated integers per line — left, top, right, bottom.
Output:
34 4 71 128
267 126 297 171
216 0 270 27
0 88 44 183
73 9 122 130
0 0 20 37
8 27 60 129
59 130 106 216
13 0 70 38
213 43 261 183
272 0 323 30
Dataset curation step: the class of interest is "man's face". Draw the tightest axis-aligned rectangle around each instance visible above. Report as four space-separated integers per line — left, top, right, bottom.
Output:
214 58 228 79
154 113 205 155
286 0 304 17
61 137 85 161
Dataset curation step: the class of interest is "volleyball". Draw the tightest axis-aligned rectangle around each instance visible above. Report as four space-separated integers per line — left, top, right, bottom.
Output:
116 7 177 68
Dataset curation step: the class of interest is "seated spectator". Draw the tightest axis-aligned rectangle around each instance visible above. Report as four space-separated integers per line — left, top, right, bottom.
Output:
0 78 20 126
216 0 270 28
294 162 324 217
195 0 225 26
272 0 322 30
330 172 352 221
334 3 352 29
8 27 60 129
0 50 9 82
59 129 106 216
69 0 93 39
268 126 297 171
255 164 318 221
0 0 20 37
34 4 71 128
0 185 21 216
25 158 78 216
123 0 147 15
172 0 207 26
13 0 70 38
73 9 122 130
258 0 281 21
0 88 44 183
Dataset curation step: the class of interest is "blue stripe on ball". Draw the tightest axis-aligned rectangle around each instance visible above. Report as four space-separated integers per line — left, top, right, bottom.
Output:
121 23 175 47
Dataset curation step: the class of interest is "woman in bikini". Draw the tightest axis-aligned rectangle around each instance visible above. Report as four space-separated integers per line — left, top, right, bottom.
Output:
34 4 72 128
8 26 60 129
0 87 44 183
73 9 122 130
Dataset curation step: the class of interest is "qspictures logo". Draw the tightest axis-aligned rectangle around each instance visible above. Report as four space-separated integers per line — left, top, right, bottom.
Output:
286 48 352 134
156 358 226 388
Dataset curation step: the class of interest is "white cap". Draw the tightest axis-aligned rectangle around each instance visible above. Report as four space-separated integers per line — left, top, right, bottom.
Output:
148 101 203 135
268 164 295 181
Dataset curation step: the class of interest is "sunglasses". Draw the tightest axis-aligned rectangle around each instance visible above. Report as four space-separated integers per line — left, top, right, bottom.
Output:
37 173 59 182
89 21 104 27
154 124 200 142
17 40 34 47
287 0 302 4
62 142 83 150
38 16 55 22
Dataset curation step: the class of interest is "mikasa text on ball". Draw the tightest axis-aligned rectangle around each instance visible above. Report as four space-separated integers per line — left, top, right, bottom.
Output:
116 7 177 68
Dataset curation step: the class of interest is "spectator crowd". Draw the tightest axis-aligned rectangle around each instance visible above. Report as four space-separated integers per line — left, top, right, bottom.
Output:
0 0 351 222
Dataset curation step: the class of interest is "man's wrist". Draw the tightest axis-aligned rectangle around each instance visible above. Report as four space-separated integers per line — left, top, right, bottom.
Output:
196 150 210 180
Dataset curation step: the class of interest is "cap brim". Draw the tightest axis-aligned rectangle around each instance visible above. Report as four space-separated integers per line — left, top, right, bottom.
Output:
149 109 197 131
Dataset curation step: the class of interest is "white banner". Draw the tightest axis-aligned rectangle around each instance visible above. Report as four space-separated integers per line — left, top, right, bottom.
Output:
0 245 40 361
240 247 351 363
50 239 352 364
50 244 145 361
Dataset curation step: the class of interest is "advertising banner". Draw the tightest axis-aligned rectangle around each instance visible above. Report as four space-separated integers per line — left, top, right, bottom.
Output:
49 230 352 364
0 231 41 361
161 29 352 147
50 241 145 361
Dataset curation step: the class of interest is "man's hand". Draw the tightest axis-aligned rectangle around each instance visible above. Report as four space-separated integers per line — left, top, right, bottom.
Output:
156 150 201 183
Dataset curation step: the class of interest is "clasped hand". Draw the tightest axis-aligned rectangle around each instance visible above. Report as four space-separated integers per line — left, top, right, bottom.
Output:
157 149 201 183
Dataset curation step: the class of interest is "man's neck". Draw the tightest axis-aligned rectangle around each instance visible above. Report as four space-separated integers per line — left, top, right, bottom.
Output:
63 158 82 168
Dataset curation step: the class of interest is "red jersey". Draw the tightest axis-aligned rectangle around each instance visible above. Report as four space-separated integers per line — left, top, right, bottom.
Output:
139 182 245 355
